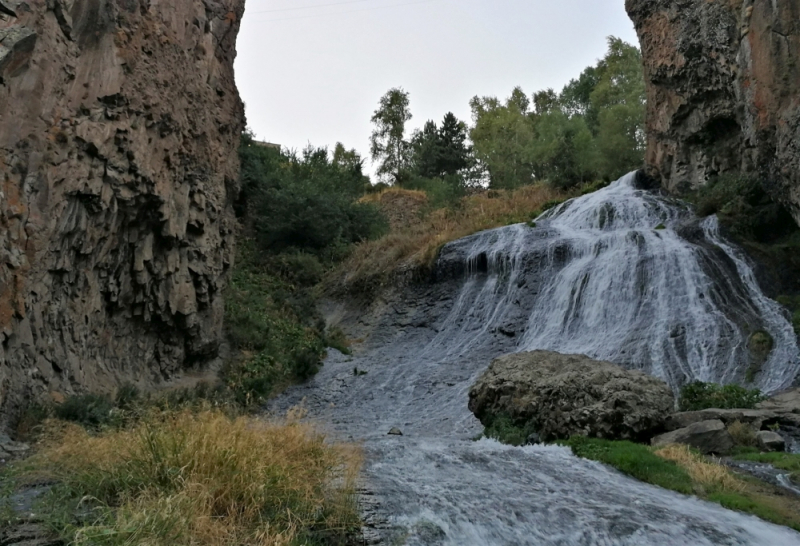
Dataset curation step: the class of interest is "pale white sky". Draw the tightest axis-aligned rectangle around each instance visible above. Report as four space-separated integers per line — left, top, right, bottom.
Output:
235 0 638 172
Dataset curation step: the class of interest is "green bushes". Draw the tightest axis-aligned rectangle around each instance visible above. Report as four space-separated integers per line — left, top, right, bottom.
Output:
483 413 537 446
223 243 327 405
238 133 387 258
222 133 390 405
678 382 764 412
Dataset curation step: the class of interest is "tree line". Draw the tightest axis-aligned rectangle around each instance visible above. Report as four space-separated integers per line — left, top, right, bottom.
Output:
370 37 645 192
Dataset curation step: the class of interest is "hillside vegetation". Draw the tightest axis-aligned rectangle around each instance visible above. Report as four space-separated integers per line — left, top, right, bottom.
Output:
325 183 581 297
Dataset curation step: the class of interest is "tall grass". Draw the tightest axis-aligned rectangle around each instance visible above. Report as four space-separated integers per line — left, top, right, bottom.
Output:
327 183 570 296
21 410 361 545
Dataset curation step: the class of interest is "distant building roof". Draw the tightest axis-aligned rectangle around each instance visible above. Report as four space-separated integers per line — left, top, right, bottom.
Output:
253 140 281 150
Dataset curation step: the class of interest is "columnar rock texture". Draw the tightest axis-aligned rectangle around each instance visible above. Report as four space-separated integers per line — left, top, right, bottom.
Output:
625 0 800 226
0 0 245 423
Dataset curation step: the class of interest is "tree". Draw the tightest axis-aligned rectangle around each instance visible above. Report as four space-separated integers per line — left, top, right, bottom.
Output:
437 112 471 177
370 88 412 185
409 112 472 180
589 37 646 179
470 89 537 189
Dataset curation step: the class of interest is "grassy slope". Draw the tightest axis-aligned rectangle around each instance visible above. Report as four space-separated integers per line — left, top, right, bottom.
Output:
325 183 575 297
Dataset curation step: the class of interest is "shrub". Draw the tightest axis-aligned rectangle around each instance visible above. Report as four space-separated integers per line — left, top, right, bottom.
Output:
24 410 362 545
483 413 536 446
223 243 326 406
53 394 115 429
777 295 800 337
678 382 764 412
239 133 388 257
727 420 758 447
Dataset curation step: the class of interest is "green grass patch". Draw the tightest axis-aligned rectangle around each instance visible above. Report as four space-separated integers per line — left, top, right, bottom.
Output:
559 436 694 494
731 452 800 479
709 490 800 532
559 437 800 532
678 381 764 412
777 295 800 337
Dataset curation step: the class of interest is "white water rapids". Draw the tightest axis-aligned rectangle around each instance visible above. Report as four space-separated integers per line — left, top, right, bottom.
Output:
275 172 800 545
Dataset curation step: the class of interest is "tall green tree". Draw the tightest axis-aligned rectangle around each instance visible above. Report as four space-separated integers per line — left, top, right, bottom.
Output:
469 88 537 189
409 112 472 180
370 88 412 185
589 37 646 179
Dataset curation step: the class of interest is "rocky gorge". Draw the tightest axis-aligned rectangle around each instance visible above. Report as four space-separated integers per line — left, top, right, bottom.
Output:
0 0 245 425
0 0 800 544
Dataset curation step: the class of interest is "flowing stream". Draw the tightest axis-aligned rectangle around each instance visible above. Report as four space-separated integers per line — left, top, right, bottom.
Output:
274 173 800 545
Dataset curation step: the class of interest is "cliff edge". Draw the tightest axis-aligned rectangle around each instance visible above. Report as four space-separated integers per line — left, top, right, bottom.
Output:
626 0 800 226
0 0 245 423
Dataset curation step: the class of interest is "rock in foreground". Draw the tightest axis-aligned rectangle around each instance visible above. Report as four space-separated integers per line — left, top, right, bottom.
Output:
468 351 674 442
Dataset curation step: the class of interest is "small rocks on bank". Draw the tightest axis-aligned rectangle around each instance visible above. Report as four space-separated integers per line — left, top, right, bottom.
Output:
651 420 735 455
468 351 675 442
756 431 786 453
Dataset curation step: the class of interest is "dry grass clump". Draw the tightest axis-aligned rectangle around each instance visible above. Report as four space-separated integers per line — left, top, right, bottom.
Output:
24 409 361 545
727 420 758 447
654 444 743 492
328 183 569 295
360 188 429 231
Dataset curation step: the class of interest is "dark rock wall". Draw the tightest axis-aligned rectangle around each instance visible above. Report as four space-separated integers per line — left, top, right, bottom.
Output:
626 0 800 226
0 0 245 422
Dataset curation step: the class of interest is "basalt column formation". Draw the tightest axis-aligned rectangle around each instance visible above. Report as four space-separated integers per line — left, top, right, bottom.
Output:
0 0 245 422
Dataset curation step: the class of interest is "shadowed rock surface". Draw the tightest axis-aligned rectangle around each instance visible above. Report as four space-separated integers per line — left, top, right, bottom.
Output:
626 0 800 226
0 0 245 424
468 350 675 442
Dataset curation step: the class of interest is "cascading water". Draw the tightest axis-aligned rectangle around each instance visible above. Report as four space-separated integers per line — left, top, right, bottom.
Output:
431 172 800 393
274 172 800 545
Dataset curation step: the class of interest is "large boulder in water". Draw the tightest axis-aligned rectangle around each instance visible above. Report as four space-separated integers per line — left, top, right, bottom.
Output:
468 351 674 442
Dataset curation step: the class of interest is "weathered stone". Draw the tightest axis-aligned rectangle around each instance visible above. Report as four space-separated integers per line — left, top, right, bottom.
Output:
0 0 245 425
665 409 778 432
468 351 675 442
0 25 36 79
758 387 800 414
388 427 403 436
651 420 735 455
756 430 786 453
626 0 800 227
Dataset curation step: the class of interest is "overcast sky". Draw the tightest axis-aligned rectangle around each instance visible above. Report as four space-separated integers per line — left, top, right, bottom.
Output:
235 0 638 172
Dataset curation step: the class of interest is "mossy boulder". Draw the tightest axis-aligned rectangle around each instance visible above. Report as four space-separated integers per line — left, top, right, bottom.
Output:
468 351 674 442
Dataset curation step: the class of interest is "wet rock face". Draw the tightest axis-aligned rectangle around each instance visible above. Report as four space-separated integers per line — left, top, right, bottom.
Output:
0 0 245 423
626 0 800 226
468 351 675 442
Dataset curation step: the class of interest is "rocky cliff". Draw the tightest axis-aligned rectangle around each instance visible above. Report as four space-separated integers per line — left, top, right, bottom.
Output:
0 0 245 423
626 0 800 226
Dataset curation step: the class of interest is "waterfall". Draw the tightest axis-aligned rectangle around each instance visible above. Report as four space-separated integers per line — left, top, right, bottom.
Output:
273 172 800 545
431 172 800 394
